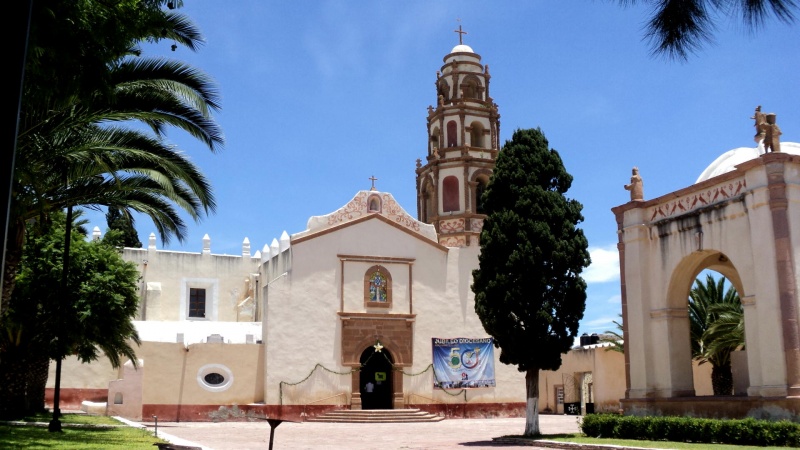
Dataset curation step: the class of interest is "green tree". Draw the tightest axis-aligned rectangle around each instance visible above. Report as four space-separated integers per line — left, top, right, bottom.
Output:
689 274 744 395
4 0 221 312
472 128 590 436
0 212 141 417
612 0 797 59
105 207 142 248
24 0 192 108
2 0 221 419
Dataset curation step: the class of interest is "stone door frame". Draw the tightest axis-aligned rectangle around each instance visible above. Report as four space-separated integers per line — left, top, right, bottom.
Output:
339 312 414 409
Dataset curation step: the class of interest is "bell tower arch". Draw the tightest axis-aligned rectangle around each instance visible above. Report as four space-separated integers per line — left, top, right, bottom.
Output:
416 33 500 247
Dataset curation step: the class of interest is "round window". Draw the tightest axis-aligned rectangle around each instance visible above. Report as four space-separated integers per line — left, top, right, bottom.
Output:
204 372 225 385
197 364 234 392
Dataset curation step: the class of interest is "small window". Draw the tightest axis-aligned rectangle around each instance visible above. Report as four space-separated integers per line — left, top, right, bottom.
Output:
368 195 381 212
443 176 460 212
369 272 387 302
469 122 485 148
197 364 234 392
430 131 440 154
204 373 225 386
364 265 392 308
461 76 480 99
447 121 458 147
189 288 206 318
475 176 489 214
423 182 435 222
437 78 450 101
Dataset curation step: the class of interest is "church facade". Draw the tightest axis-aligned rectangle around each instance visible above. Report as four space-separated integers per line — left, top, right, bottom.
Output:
47 41 628 421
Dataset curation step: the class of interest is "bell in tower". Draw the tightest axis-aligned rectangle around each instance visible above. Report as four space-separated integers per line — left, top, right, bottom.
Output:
416 27 500 247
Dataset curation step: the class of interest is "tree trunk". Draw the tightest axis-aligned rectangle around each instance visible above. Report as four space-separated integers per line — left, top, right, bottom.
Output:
27 355 50 414
711 361 733 395
1 219 25 315
0 351 30 419
524 369 540 436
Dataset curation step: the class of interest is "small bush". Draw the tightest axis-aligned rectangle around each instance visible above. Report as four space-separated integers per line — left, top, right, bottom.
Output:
580 413 800 447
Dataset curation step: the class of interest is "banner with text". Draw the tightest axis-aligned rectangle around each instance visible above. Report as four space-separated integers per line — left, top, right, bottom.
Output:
432 337 496 389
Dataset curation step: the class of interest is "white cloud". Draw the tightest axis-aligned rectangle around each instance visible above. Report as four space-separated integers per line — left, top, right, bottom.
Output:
606 294 621 304
583 245 620 283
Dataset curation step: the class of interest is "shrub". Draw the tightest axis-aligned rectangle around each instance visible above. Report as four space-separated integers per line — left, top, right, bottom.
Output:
580 414 800 447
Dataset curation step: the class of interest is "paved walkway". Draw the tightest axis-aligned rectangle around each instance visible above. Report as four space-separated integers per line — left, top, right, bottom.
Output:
139 415 588 450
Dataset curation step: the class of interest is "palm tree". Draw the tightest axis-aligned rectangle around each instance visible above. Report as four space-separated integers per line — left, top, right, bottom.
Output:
600 313 625 354
613 0 797 59
689 274 744 395
6 41 223 313
1 5 223 419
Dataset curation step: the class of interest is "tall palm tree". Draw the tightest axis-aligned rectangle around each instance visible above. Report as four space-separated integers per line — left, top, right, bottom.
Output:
1 5 223 418
612 0 797 59
6 48 223 313
689 274 744 395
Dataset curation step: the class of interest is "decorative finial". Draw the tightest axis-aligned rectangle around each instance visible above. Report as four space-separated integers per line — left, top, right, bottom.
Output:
454 19 467 45
369 175 378 191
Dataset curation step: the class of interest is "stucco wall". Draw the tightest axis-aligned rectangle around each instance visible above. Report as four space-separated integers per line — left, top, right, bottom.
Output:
138 341 263 406
123 246 260 323
262 217 528 408
538 346 626 414
47 355 118 390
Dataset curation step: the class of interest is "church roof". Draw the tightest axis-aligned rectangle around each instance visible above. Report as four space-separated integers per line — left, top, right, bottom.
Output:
293 190 438 242
696 142 800 183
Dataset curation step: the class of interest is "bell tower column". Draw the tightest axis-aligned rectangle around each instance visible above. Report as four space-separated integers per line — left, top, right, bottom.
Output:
416 32 500 247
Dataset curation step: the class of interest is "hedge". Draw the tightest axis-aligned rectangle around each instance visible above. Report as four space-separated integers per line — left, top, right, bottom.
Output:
580 413 800 447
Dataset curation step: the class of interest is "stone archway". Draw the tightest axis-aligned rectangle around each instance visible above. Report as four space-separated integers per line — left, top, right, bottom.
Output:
339 313 413 410
655 250 748 399
613 152 800 417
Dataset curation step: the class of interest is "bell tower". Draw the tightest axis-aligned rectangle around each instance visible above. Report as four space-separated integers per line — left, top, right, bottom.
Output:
415 30 500 247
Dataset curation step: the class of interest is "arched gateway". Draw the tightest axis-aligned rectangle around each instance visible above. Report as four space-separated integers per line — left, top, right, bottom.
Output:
613 145 800 418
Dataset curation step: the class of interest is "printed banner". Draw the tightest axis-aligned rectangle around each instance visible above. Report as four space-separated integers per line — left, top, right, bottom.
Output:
432 337 496 389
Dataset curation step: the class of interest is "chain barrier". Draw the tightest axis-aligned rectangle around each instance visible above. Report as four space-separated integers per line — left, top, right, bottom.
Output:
279 350 467 404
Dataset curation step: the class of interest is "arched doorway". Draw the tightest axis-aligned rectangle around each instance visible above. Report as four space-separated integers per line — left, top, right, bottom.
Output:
359 346 394 410
614 151 800 417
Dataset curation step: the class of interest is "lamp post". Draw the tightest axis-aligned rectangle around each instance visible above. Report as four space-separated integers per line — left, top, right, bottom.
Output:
48 204 74 432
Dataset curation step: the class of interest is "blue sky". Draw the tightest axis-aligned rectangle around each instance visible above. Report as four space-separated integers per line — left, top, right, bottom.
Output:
84 1 799 336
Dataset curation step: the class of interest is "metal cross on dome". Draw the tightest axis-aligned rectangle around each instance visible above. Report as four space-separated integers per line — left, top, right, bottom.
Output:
454 20 467 45
369 175 378 191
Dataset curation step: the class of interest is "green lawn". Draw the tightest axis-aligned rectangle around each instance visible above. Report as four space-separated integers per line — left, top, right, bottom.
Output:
503 433 794 449
0 414 168 449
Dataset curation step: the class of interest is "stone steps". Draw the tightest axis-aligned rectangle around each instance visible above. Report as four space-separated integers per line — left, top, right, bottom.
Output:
307 408 444 423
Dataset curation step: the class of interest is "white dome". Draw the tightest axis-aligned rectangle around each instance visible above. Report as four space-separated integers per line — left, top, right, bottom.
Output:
451 44 474 53
696 142 800 183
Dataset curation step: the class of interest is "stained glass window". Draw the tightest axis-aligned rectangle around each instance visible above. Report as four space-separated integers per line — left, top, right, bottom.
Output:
369 271 387 302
